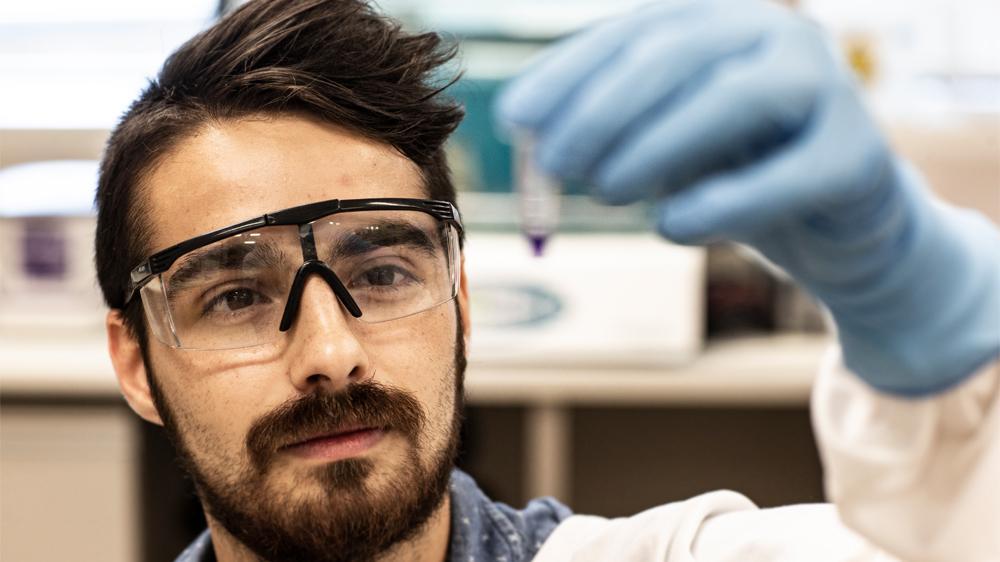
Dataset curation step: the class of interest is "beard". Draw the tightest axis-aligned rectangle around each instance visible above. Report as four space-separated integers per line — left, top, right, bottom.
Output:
146 316 467 562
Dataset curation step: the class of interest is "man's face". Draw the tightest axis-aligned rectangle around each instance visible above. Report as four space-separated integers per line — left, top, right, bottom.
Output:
135 115 467 561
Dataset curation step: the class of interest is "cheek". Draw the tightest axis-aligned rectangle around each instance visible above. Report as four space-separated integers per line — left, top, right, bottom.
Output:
364 302 458 369
363 306 459 431
149 348 275 463
419 308 462 439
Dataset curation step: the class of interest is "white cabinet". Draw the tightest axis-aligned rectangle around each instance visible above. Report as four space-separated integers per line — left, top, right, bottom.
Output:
1 404 139 562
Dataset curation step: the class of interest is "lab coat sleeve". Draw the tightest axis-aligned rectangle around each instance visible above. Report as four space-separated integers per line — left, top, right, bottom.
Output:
534 491 887 561
811 347 1000 562
533 349 999 562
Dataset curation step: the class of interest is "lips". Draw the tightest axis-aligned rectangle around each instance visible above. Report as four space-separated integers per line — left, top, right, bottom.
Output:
285 425 371 447
281 426 386 462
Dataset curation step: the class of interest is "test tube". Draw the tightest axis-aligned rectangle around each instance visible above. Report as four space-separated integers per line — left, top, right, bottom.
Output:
514 135 560 256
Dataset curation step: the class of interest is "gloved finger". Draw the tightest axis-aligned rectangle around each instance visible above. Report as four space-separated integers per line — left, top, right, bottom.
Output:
494 0 699 133
592 31 825 205
493 17 638 133
536 18 766 181
654 82 887 244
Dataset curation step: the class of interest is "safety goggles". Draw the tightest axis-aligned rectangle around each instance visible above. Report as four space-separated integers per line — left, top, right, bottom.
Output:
126 198 463 350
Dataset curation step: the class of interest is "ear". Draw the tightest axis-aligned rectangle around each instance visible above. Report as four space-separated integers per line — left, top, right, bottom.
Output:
106 310 163 425
457 255 471 354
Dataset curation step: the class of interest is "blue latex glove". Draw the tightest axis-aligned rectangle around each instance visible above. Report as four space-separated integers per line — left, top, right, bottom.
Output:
496 0 1000 396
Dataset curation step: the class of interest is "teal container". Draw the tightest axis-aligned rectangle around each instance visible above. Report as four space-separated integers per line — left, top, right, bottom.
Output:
448 77 512 193
446 76 588 196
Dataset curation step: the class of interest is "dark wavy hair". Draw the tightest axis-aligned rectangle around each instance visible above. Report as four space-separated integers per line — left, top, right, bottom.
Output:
95 0 464 343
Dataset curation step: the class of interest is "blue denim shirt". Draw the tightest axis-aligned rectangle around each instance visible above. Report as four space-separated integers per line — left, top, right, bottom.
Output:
174 469 572 562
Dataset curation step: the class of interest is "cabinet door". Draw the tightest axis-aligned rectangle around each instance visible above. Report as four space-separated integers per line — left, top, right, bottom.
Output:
1 404 138 562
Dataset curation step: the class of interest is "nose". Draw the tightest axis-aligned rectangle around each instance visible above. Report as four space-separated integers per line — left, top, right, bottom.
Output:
282 272 373 394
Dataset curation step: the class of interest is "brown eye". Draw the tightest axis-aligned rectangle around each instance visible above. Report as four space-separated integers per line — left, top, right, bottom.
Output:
204 287 269 316
364 267 400 287
223 288 257 310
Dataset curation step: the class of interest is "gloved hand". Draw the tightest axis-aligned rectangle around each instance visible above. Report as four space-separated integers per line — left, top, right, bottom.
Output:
495 0 1000 396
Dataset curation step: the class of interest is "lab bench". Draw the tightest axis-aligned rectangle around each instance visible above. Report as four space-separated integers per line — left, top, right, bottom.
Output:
1 333 828 562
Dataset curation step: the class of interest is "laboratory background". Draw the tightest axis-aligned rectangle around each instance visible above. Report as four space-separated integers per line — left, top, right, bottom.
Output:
0 0 997 560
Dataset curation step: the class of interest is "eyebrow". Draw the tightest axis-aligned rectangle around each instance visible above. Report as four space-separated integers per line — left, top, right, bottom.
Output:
167 239 289 294
328 220 438 261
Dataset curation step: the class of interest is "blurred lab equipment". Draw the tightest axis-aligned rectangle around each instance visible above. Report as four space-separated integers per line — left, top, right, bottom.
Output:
0 160 104 335
465 229 704 367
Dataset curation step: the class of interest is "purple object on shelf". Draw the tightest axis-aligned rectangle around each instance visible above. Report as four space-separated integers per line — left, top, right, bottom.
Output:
22 219 67 279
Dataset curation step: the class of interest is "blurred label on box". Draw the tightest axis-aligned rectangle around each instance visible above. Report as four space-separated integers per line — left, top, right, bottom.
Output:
465 233 704 367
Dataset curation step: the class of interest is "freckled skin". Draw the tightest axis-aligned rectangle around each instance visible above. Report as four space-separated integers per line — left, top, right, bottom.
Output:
114 115 468 562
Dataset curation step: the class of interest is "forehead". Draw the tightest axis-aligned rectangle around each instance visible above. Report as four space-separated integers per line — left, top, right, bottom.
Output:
143 115 426 252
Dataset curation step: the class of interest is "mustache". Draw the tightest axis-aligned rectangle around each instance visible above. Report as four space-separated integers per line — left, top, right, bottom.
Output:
245 380 425 473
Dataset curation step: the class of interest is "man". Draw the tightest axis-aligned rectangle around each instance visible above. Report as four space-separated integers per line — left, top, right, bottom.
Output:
96 0 999 561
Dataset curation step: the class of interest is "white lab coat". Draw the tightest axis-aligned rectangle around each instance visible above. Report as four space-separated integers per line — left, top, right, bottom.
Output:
534 348 1000 562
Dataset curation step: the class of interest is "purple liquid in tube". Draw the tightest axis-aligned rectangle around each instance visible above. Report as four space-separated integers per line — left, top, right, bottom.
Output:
529 235 548 257
515 135 559 256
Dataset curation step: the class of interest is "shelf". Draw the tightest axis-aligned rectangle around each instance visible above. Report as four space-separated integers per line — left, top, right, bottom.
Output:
466 334 828 407
0 333 829 406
